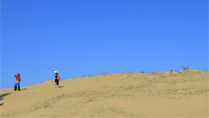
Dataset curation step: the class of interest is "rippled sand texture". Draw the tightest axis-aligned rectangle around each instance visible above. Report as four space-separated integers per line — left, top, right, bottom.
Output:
0 70 208 118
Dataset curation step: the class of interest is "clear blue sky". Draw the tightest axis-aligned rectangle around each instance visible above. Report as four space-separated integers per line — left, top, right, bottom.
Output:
1 0 208 89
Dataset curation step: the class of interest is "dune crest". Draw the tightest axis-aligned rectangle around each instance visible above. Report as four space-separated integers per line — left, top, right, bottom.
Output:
0 70 208 118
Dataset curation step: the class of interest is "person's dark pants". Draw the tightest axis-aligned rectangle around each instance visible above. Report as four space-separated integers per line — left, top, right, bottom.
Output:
14 82 20 91
55 79 59 86
14 86 20 91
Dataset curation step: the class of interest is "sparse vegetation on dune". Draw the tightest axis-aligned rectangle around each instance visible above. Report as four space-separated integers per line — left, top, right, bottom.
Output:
0 70 208 118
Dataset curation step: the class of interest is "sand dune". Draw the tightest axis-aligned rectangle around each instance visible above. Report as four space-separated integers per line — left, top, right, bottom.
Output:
0 70 208 118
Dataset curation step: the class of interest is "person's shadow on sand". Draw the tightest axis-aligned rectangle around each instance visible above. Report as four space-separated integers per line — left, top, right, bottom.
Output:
59 86 64 88
0 92 11 107
0 93 11 100
20 88 27 91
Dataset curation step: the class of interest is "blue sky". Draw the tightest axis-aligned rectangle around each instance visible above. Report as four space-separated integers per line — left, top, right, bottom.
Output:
1 0 208 89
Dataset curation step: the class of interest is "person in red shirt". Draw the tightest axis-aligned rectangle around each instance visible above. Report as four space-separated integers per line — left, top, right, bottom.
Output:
14 73 21 91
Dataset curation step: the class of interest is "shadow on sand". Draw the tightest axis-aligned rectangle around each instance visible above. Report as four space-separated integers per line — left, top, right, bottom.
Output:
59 86 64 88
0 93 11 100
20 88 27 91
0 92 11 107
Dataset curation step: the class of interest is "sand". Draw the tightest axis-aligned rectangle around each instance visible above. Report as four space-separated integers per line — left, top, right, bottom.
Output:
0 70 208 118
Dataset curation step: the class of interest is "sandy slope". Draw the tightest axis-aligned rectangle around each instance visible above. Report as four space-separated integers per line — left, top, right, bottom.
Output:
0 70 208 118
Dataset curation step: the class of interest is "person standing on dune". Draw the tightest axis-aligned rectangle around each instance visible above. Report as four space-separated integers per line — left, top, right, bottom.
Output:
14 72 21 91
54 71 60 88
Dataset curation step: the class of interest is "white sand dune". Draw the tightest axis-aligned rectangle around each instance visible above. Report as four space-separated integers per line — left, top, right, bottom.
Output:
0 70 208 118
